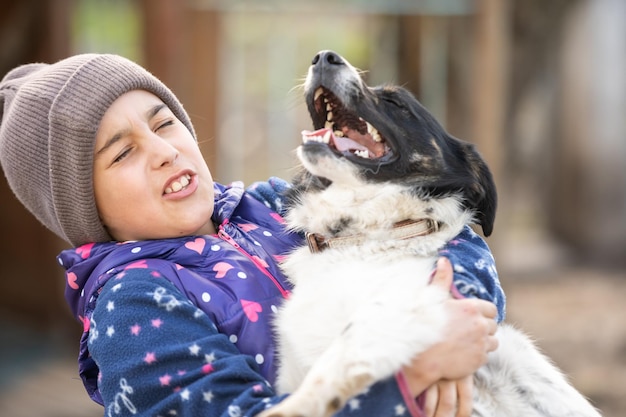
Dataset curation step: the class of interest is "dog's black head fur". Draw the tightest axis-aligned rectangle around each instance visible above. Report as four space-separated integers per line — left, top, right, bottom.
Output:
288 50 497 236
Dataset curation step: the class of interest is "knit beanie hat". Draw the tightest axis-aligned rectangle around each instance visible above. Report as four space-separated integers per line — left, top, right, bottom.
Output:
0 54 196 247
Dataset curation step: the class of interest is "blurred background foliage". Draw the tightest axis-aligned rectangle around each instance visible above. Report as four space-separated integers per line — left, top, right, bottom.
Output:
0 0 624 416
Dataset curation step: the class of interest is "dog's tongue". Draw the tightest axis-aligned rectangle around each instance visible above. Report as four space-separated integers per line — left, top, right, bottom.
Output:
301 128 368 154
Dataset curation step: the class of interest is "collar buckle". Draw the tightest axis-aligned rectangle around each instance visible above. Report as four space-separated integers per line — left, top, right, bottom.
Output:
306 232 325 253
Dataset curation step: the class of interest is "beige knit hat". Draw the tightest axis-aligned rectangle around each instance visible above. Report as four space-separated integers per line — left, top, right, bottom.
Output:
0 54 196 247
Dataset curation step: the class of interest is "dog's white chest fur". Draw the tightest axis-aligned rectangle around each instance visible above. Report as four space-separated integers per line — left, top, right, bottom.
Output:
261 183 471 417
275 245 446 395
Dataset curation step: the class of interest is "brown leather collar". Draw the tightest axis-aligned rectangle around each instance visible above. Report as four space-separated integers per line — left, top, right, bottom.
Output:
305 219 440 253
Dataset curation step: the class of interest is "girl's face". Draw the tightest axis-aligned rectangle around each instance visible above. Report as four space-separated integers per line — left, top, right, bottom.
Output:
93 90 216 241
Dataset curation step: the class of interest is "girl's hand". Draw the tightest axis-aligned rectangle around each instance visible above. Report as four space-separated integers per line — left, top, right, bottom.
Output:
427 257 498 381
401 257 498 415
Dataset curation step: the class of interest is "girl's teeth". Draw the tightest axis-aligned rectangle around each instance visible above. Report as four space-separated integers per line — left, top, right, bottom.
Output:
165 174 191 194
171 182 183 192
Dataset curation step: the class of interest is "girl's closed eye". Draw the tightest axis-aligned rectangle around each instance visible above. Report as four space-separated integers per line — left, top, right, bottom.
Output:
113 147 133 164
156 119 175 132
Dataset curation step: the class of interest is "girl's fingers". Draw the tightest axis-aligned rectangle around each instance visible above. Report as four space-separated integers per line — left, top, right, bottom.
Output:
456 376 473 417
430 257 453 289
423 384 439 417
433 380 455 417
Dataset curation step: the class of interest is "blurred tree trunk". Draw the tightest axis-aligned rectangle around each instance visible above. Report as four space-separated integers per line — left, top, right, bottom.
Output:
140 0 219 172
396 1 510 249
0 0 74 339
0 0 72 75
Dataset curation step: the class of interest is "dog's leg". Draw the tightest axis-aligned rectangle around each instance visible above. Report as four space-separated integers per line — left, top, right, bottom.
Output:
473 325 601 417
260 283 450 417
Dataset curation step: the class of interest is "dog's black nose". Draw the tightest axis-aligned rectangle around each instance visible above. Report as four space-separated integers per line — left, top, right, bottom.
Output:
312 50 345 67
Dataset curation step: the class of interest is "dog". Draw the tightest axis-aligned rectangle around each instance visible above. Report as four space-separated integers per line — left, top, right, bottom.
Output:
260 50 601 417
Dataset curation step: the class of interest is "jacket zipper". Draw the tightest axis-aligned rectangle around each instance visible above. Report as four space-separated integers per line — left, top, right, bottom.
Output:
217 224 291 298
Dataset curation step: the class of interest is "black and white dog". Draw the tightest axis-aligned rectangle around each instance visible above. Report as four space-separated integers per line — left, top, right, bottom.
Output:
262 51 600 417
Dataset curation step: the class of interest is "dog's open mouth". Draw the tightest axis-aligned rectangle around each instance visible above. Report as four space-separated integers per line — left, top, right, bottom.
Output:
303 87 392 161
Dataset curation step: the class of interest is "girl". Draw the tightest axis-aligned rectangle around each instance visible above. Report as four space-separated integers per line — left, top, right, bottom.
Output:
0 54 502 417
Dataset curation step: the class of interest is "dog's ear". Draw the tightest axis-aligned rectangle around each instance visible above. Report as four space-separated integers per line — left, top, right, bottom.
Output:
457 141 497 237
420 136 497 236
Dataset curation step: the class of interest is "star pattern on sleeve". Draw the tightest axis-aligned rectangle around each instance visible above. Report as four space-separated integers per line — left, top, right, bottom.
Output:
130 324 142 336
394 403 407 415
204 352 216 364
189 343 201 356
202 390 214 403
180 388 191 401
348 398 361 411
144 352 157 364
159 374 172 386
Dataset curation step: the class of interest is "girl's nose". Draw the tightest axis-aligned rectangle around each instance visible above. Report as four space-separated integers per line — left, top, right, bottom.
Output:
149 135 179 168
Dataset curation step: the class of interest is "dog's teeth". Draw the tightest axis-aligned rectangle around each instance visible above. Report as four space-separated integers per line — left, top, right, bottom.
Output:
314 87 323 101
327 111 333 122
366 122 383 143
354 149 370 159
322 130 331 143
334 130 344 138
326 103 332 111
325 120 333 130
